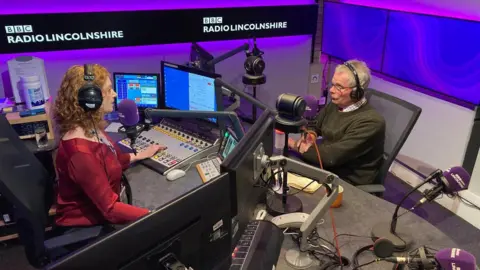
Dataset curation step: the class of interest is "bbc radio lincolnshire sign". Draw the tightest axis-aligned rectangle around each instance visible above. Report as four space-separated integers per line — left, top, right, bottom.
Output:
0 5 317 54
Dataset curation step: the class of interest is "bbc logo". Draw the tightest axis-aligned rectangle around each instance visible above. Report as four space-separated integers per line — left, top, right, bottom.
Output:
203 17 223 24
5 25 33 34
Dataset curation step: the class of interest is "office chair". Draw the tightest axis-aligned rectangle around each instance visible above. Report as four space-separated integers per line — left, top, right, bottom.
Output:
357 89 422 197
0 114 131 268
121 174 133 205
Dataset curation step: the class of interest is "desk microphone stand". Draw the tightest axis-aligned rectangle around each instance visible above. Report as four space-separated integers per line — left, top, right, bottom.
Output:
371 170 442 251
266 114 307 216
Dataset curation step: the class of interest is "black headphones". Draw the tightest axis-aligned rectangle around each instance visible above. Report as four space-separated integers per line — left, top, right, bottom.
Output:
352 238 395 269
78 64 103 112
343 61 364 101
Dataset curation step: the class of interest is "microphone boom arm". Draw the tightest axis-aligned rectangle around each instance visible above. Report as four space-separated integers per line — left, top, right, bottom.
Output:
266 155 339 252
144 109 245 140
214 78 276 114
390 169 442 233
207 43 249 67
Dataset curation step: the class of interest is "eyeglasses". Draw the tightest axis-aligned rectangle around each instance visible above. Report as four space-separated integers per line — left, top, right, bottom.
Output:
328 82 351 92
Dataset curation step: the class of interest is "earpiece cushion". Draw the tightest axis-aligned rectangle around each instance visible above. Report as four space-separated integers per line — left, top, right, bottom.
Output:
373 238 395 258
78 83 103 111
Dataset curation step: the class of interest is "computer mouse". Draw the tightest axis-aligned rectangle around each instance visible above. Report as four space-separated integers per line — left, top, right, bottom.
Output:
166 169 186 181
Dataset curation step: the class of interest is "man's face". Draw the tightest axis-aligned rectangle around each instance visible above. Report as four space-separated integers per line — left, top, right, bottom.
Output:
330 72 354 107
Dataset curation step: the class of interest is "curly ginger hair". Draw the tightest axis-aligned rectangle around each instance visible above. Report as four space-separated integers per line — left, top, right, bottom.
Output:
53 64 111 138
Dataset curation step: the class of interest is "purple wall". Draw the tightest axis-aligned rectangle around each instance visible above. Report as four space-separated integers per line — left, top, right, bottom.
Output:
0 37 314 109
330 0 480 21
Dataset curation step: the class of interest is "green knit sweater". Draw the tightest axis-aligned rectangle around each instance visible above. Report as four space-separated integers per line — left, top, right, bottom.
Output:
302 102 386 185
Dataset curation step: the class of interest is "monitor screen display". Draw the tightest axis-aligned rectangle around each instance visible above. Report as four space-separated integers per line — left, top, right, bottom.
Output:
322 2 389 71
162 62 220 123
382 12 480 104
114 73 160 108
220 130 239 160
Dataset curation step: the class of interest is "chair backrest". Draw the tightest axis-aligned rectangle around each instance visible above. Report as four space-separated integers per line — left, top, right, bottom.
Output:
0 115 54 267
365 89 422 185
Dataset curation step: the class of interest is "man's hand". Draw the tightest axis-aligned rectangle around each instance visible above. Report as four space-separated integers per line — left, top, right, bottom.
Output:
288 137 313 154
288 138 297 150
298 141 313 154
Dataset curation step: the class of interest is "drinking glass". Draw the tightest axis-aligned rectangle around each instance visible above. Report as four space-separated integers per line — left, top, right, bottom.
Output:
35 126 48 148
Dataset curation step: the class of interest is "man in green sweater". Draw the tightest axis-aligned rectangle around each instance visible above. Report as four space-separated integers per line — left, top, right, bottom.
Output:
288 60 385 185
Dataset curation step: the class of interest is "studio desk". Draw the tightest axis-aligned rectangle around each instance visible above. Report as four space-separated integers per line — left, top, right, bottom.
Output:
108 133 456 270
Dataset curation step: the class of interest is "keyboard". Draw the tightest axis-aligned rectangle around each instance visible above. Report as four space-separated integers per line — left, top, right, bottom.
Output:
196 157 222 183
230 220 284 270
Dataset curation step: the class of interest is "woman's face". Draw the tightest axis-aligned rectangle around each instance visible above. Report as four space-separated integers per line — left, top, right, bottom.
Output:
101 77 117 113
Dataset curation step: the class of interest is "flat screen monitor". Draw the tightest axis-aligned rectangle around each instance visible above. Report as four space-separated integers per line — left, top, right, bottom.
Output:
220 109 275 248
161 61 222 124
322 1 389 71
218 128 239 160
382 11 480 105
114 73 160 109
47 173 232 270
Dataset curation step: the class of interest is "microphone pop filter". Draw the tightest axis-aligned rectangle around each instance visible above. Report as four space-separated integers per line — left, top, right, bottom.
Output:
118 99 139 126
442 166 471 193
435 248 476 270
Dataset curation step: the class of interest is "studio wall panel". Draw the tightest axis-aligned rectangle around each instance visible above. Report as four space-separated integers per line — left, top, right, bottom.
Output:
382 12 480 105
322 1 388 71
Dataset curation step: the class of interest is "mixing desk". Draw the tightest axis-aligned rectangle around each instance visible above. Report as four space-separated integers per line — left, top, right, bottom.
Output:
118 118 219 175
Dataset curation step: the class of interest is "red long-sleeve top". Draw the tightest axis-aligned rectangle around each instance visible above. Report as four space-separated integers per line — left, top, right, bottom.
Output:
55 134 149 227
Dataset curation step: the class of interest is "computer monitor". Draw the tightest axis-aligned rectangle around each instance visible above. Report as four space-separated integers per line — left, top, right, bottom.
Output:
114 73 160 109
220 109 275 248
47 174 232 270
161 61 223 124
218 128 239 161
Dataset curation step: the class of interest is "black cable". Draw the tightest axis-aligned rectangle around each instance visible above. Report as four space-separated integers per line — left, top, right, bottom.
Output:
288 180 316 195
91 118 110 182
353 259 382 269
271 170 317 196
290 230 349 270
456 194 480 211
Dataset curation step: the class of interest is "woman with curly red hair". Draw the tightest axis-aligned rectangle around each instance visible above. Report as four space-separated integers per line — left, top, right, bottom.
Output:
53 64 164 229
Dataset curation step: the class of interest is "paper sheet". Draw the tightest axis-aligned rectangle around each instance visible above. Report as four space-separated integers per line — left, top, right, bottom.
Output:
105 122 122 133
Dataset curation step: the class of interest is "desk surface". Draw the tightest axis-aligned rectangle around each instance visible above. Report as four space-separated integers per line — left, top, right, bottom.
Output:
110 132 456 270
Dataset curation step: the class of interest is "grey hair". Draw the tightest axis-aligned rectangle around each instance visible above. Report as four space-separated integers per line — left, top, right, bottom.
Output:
334 59 371 90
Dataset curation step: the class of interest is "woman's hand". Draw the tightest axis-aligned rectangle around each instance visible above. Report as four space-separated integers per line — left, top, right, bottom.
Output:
141 144 167 159
131 144 167 162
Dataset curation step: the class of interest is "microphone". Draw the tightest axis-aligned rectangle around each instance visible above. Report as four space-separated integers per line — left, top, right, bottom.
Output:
411 166 471 210
384 256 431 264
435 248 477 270
117 99 144 155
371 166 471 251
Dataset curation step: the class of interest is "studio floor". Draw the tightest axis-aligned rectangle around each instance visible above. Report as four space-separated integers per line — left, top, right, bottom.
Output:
1 172 479 270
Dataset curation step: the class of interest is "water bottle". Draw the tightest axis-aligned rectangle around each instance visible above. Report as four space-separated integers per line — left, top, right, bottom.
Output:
20 75 45 110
